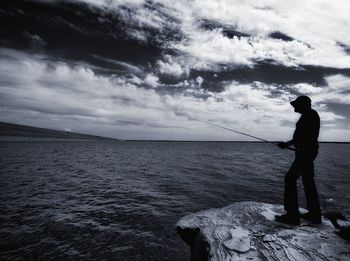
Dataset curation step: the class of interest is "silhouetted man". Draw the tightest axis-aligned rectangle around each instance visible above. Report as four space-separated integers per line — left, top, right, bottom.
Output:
275 96 322 225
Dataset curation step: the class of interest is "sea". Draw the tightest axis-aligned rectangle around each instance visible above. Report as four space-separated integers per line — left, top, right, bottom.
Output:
0 141 349 260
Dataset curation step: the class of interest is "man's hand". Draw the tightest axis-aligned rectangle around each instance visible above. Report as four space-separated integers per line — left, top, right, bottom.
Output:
278 142 289 149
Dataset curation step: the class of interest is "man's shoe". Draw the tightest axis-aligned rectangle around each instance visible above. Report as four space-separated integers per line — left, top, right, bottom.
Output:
301 212 322 224
275 214 300 225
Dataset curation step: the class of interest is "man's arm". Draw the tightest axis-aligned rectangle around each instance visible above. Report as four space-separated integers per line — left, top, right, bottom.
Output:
278 140 293 149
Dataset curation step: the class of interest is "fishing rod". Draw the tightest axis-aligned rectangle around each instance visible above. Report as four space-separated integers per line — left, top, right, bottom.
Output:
197 120 295 151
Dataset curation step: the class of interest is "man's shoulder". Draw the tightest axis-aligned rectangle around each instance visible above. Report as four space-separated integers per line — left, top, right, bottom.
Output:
307 109 320 121
310 109 319 117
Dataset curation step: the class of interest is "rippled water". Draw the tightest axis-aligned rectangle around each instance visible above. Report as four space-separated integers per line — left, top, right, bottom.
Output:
1 141 349 260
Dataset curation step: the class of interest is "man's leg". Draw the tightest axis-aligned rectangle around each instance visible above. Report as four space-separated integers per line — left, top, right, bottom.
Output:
275 159 301 225
284 159 302 216
301 158 322 223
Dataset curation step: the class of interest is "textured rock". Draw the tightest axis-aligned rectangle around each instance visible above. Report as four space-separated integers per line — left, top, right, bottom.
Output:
176 201 350 261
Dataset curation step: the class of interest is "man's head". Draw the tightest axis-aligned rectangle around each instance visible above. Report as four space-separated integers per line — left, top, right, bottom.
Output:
290 95 312 114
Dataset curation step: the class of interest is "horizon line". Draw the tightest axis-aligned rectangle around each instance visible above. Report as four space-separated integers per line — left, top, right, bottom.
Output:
124 140 350 143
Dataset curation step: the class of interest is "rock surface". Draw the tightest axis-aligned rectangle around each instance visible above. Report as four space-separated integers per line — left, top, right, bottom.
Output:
176 201 350 260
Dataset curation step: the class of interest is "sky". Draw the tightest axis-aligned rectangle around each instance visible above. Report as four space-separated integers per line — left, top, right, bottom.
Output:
0 0 349 141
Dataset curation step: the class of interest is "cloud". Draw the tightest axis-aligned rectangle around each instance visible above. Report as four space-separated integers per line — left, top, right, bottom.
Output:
157 55 185 77
144 74 159 88
195 76 204 87
294 83 323 94
74 0 145 7
22 32 47 49
90 55 143 75
172 0 350 69
174 30 314 68
293 74 350 105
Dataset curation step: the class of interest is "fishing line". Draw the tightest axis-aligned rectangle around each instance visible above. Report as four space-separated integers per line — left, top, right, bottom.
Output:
197 119 295 151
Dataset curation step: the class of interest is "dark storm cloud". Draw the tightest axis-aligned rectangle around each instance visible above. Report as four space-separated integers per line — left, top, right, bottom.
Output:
198 19 251 39
0 0 180 72
268 32 294 42
189 63 350 92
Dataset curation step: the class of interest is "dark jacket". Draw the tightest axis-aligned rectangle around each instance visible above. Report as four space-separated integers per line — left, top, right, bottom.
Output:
292 109 320 151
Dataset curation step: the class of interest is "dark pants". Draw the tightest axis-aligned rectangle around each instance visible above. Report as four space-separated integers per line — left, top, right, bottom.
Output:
284 149 321 217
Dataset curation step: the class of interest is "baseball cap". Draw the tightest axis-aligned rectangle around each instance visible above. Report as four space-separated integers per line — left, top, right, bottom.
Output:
290 96 311 107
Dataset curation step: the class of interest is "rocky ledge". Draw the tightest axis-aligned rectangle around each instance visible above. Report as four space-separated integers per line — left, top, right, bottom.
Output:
176 201 350 261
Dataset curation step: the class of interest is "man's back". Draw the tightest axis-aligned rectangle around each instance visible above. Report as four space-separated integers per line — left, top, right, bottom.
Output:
293 109 320 150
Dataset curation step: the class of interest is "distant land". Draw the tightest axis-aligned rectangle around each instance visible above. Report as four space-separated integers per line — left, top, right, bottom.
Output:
0 121 348 143
0 122 119 141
